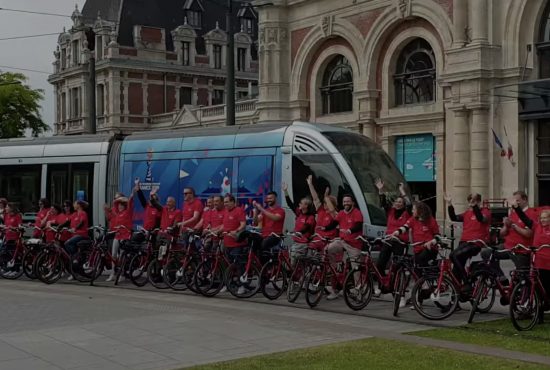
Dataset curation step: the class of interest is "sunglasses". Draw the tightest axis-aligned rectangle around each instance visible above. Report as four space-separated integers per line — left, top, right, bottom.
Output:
184 192 192 195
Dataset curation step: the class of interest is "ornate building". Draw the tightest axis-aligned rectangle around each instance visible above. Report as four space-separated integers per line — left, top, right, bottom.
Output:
253 0 550 216
48 0 259 135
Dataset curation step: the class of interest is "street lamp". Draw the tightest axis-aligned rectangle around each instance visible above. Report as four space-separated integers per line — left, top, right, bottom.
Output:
226 0 235 126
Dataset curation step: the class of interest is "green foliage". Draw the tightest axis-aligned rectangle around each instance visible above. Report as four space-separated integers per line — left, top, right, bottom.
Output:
0 71 48 138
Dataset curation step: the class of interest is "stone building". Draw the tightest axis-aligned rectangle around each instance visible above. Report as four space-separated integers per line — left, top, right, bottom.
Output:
253 0 550 216
48 0 259 135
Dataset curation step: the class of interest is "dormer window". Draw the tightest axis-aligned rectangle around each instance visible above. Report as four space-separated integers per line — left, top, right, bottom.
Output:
186 10 202 29
240 18 254 34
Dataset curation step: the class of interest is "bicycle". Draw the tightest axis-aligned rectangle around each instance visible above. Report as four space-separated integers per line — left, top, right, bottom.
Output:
22 226 47 280
509 244 550 331
193 234 232 297
127 227 159 287
260 233 292 300
147 227 178 289
287 234 325 303
0 225 26 279
163 228 204 292
87 226 130 285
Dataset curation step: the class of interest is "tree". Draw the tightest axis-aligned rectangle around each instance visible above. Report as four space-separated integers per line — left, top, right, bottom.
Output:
0 71 49 138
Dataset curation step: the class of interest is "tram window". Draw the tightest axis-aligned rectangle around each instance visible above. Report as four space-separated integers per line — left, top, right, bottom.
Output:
50 171 68 206
292 154 352 209
0 165 41 213
324 132 407 226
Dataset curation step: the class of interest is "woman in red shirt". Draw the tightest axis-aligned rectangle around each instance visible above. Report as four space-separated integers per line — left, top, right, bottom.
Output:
393 201 440 270
533 209 550 302
375 179 412 276
306 176 338 249
283 182 316 266
64 200 90 256
0 203 23 252
33 198 51 238
106 190 135 282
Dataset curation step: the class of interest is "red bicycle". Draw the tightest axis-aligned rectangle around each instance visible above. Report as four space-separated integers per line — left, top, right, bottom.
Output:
0 225 26 279
147 227 178 289
509 244 550 331
260 233 291 300
163 228 203 292
193 233 232 297
127 227 159 287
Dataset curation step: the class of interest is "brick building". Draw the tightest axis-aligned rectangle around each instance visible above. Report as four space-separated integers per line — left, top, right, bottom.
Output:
253 0 550 216
48 0 259 135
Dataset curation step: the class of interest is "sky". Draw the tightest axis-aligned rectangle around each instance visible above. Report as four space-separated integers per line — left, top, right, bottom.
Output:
0 0 86 135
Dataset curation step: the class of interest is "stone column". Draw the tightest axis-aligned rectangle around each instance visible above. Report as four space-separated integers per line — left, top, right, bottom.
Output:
470 0 488 44
470 107 490 197
142 74 148 116
110 70 122 128
453 0 468 47
452 108 471 209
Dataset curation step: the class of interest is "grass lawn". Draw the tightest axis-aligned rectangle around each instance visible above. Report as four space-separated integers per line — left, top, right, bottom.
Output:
186 338 550 370
412 314 550 357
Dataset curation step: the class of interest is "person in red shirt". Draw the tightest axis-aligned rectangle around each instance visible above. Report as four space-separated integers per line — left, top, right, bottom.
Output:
136 184 162 232
151 194 182 235
325 194 364 300
533 209 550 301
393 201 440 270
64 200 90 256
0 198 8 224
445 193 492 289
282 182 316 266
252 191 286 257
33 198 51 238
222 194 247 259
195 196 214 232
375 179 412 276
305 176 338 250
178 187 203 244
202 196 225 252
0 203 23 252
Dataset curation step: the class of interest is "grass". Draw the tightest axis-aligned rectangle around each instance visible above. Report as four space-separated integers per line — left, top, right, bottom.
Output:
413 315 550 357
185 337 550 370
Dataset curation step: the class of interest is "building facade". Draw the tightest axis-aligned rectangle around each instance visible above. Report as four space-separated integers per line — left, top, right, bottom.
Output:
48 0 259 135
253 0 550 216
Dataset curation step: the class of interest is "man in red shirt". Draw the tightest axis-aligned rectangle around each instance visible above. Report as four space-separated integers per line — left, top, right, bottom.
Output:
178 187 203 244
445 193 491 289
252 191 286 257
106 188 135 282
222 194 247 259
202 196 225 252
533 209 550 302
152 195 182 234
33 198 51 238
326 194 364 300
136 184 162 232
482 190 537 282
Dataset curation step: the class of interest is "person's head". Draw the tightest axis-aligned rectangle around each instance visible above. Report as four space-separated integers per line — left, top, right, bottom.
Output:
39 198 51 210
467 193 482 208
74 200 88 211
116 198 129 212
6 202 18 214
540 209 550 227
206 196 214 209
114 192 125 202
266 191 278 207
513 190 529 209
413 201 432 221
63 200 74 214
342 194 355 212
166 196 176 210
51 205 62 216
224 194 236 210
323 195 338 211
213 195 224 210
183 187 195 202
393 196 406 210
0 198 8 210
150 191 159 203
299 197 313 214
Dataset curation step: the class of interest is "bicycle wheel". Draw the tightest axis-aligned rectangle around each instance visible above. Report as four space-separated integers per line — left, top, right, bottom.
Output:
183 258 200 294
305 264 326 308
393 269 408 317
162 254 188 291
260 260 289 300
194 259 226 297
226 262 261 298
0 250 24 280
470 272 496 315
22 250 37 280
343 266 373 311
147 259 169 289
411 275 459 320
71 248 95 283
35 251 63 284
509 282 541 331
287 259 307 303
128 254 150 287
114 252 131 285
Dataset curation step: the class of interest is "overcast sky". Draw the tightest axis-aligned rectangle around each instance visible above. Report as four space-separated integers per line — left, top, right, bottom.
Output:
0 0 86 134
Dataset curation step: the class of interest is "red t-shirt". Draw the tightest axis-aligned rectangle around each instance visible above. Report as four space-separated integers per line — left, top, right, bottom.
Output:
336 208 364 249
533 223 550 269
182 198 203 229
460 208 492 242
223 206 246 248
504 208 538 251
386 208 411 242
315 208 338 239
46 213 71 243
200 209 212 231
293 211 316 244
260 206 285 237
43 213 59 243
3 213 22 241
70 210 89 238
209 209 225 229
160 207 182 231
143 205 161 231
34 208 50 237
405 216 440 253
108 206 119 230
113 199 134 240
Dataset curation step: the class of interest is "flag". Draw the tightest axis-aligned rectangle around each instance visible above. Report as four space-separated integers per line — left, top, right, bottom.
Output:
492 129 506 157
503 126 516 166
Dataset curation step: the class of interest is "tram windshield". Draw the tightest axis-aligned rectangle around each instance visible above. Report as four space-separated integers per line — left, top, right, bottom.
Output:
323 132 406 226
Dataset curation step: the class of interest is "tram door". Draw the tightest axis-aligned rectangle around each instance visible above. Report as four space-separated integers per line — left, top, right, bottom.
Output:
0 165 41 213
47 163 94 217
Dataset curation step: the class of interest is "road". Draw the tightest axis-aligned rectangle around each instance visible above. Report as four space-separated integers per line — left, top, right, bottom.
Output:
0 275 507 370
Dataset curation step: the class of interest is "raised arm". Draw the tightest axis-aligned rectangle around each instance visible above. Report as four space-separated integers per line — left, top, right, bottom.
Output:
282 182 297 216
306 175 322 210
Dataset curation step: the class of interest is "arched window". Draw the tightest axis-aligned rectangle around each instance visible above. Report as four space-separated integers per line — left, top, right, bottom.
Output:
321 56 353 115
538 2 550 78
393 38 436 106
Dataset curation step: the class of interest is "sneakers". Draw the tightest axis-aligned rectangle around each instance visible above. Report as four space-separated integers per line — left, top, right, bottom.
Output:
67 275 74 281
117 276 125 284
373 288 382 297
220 286 228 293
327 290 341 300
105 274 115 282
399 297 407 308
237 286 246 295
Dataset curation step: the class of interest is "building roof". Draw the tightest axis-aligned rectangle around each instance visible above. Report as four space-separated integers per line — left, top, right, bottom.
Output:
81 0 257 52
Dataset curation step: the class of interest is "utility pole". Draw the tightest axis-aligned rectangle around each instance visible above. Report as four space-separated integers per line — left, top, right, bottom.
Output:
226 0 235 126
